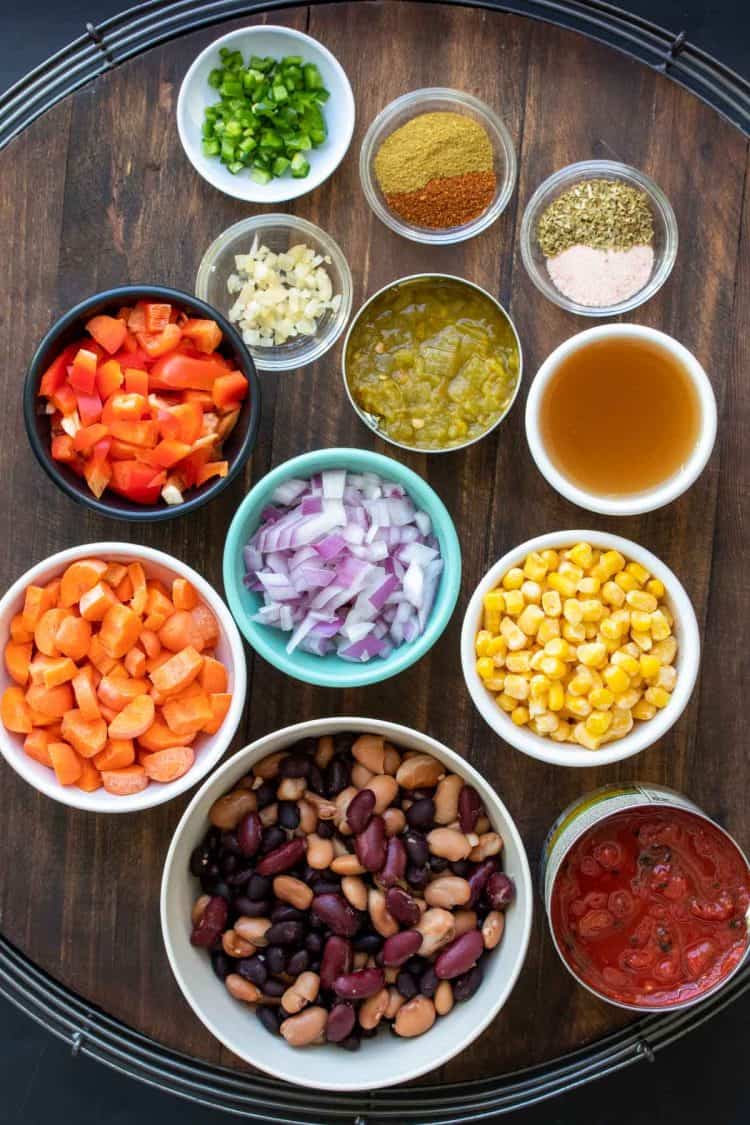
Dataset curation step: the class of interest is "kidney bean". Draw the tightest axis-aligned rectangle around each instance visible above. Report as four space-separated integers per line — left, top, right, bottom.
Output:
273 875 314 911
266 921 305 946
326 1001 356 1042
434 979 454 1015
256 837 306 876
406 797 435 830
264 945 286 975
260 826 286 853
379 836 407 888
352 931 382 954
458 785 483 834
257 1006 281 1036
324 756 350 797
347 788 375 834
425 875 472 910
454 963 483 1002
190 845 212 878
385 887 421 928
280 1006 328 1047
190 896 228 947
277 800 300 830
467 858 497 907
404 830 430 868
320 935 352 988
382 930 422 967
435 930 484 980
394 995 436 1038
235 897 269 918
427 828 472 862
333 967 385 1000
238 954 267 986
485 872 516 910
416 908 456 958
352 734 385 775
406 864 429 891
263 978 287 999
311 892 359 936
226 974 262 1003
395 970 418 999
453 910 478 938
211 951 231 981
209 790 257 830
359 987 389 1030
235 916 271 946
355 815 386 872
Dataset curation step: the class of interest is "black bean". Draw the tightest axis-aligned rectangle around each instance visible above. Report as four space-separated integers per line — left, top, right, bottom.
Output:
256 1006 281 1036
210 951 230 981
311 879 342 896
235 898 269 918
405 864 429 891
451 860 472 878
309 913 326 931
279 753 310 779
325 756 350 797
261 826 287 853
333 733 354 756
396 970 418 999
419 967 438 997
220 853 238 876
352 932 382 954
208 880 231 900
271 903 305 924
337 1034 361 1051
406 797 435 830
403 830 429 868
286 949 309 976
265 946 286 975
453 964 483 1002
206 827 222 851
316 820 335 839
262 978 287 998
248 874 272 900
225 866 254 887
305 932 324 955
189 845 212 877
266 921 305 946
220 831 241 855
429 855 450 873
254 781 276 810
238 955 267 987
307 763 325 796
360 1027 378 1039
405 955 427 976
278 800 300 829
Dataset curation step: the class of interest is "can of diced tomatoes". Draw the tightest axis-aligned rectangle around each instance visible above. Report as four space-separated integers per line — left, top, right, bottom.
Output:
541 784 750 1012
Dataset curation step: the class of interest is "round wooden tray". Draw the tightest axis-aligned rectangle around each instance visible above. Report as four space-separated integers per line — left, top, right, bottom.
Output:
1 0 748 1117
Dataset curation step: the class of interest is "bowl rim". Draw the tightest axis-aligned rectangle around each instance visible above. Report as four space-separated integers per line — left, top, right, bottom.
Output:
341 273 523 454
0 541 248 812
359 86 517 245
176 25 356 205
160 715 534 1090
524 324 717 516
195 213 354 372
460 530 701 767
23 284 262 523
222 447 462 687
519 158 679 317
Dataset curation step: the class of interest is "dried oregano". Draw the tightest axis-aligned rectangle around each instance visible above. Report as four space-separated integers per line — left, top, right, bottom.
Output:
536 179 654 257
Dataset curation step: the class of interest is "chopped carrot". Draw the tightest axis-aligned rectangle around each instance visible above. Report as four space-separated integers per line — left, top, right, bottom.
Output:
25 681 74 720
79 581 118 622
88 634 117 675
59 559 109 608
172 578 198 611
60 709 108 758
99 603 142 659
149 646 203 698
4 641 33 686
158 610 203 653
48 741 83 786
34 607 72 657
146 650 172 676
1 686 33 733
24 729 54 768
76 759 103 792
124 647 146 678
45 578 62 603
199 655 228 694
72 669 101 721
107 694 155 740
27 708 60 728
10 613 33 644
128 562 147 615
93 739 135 771
162 690 213 737
55 615 92 662
22 584 57 631
101 764 148 796
42 657 78 689
190 604 219 649
104 562 128 587
143 585 174 631
114 575 133 601
203 692 232 735
138 718 195 752
98 673 149 712
99 703 119 724
143 745 195 783
29 654 60 685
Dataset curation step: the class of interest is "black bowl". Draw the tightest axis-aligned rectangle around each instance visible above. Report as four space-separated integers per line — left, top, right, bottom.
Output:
23 285 261 522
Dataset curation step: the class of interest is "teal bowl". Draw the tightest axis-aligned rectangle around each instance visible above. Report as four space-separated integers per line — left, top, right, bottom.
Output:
223 448 461 687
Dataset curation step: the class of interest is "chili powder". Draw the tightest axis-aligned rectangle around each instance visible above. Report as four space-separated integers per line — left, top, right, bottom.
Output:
385 170 497 229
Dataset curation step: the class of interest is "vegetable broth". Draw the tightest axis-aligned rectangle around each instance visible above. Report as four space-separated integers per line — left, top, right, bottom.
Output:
539 337 701 496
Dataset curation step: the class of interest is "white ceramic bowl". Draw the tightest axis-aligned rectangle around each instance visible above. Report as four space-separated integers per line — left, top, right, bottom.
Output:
525 325 717 516
161 717 533 1091
461 531 700 768
0 543 247 812
177 26 355 203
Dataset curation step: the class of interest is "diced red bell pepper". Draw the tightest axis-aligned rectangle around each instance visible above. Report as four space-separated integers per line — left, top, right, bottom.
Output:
181 390 214 409
75 388 103 426
109 461 166 505
124 368 149 396
168 401 203 445
83 438 112 499
180 318 222 354
50 383 78 416
144 303 172 333
96 359 124 400
109 420 159 448
68 348 99 394
149 439 192 469
73 423 110 453
109 438 143 461
180 446 211 488
212 371 249 410
102 392 148 424
127 303 148 334
85 314 127 356
39 343 79 398
153 407 181 442
51 434 76 462
111 345 151 370
149 353 227 392
197 460 229 486
136 323 182 358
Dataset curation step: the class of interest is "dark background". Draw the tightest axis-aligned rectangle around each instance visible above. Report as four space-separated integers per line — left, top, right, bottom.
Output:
0 2 747 1123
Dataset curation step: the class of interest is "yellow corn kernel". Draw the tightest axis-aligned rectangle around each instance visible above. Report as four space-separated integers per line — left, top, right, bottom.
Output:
544 637 572 661
639 654 661 680
621 640 641 658
504 674 530 701
573 722 601 751
559 560 584 582
523 552 548 582
540 655 567 679
563 598 583 625
504 589 525 617
537 617 561 645
646 578 665 599
626 590 658 613
484 676 506 692
528 697 547 719
483 590 505 617
614 688 642 710
541 589 562 617
548 572 578 598
488 635 508 660
500 617 527 651
562 621 586 645
662 605 674 626
565 693 592 718
529 650 546 672
611 651 640 677
577 641 607 668
657 665 677 692
533 711 559 734
590 687 615 710
511 705 530 726
579 598 603 622
502 567 524 591
630 673 644 689
626 561 650 585
475 630 493 657
583 623 598 640
540 549 559 570
517 604 545 636
651 637 677 664
586 710 613 737
578 576 601 596
506 651 532 674
630 610 652 633
645 686 671 709
589 668 604 690
602 638 621 656
548 681 565 711
633 699 657 721
632 630 653 652
593 550 626 581
550 721 570 742
476 657 495 680
609 708 634 737
530 674 551 700
568 669 594 696
600 616 622 642
522 580 542 605
565 541 594 569
614 570 639 593
496 692 515 713
649 610 672 641
602 580 626 607
604 664 631 693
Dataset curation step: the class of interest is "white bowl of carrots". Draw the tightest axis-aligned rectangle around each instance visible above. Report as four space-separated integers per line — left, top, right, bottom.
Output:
0 543 247 812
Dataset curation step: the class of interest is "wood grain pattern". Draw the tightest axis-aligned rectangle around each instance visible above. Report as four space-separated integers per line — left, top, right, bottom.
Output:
0 0 747 1084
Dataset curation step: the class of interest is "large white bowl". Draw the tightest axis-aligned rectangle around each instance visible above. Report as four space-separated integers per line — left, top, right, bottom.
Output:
177 26 355 203
461 531 700 768
0 543 247 812
160 717 533 1091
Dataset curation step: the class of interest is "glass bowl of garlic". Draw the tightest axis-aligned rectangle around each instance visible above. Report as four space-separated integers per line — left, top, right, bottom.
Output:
196 214 352 372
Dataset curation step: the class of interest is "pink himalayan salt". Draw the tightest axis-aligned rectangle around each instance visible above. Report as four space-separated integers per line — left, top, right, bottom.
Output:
546 243 654 307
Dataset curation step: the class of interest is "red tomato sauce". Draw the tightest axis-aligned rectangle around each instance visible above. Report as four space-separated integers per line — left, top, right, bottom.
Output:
550 806 750 1008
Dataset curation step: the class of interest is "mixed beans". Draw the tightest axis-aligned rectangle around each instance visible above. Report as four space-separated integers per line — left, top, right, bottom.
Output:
189 732 515 1049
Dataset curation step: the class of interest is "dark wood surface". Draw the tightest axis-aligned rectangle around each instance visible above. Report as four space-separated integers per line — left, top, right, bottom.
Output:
0 0 748 1084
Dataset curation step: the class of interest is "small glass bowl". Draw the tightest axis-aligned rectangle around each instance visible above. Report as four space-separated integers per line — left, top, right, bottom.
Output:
519 160 678 317
196 214 353 372
359 87 517 245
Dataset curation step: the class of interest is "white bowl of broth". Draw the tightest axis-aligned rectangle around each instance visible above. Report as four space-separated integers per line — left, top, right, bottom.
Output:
525 325 717 516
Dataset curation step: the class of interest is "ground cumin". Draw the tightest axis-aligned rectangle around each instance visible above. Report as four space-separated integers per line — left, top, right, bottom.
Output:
374 111 494 195
385 170 497 229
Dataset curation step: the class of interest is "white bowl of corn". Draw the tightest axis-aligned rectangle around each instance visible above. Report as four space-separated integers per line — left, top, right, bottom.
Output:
460 532 700 767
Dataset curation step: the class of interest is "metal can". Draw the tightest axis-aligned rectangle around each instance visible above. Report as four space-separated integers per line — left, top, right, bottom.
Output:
541 783 750 1012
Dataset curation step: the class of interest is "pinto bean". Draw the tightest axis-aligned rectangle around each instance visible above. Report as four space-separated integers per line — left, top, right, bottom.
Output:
367 774 399 814
469 832 503 862
382 807 406 836
191 894 210 925
341 875 368 911
277 776 306 801
254 751 285 780
314 736 335 768
297 799 318 835
453 910 478 938
434 979 454 1016
385 987 405 1019
259 803 278 828
416 907 455 958
280 1006 328 1047
351 734 385 775
351 762 374 789
424 875 471 909
382 743 401 775
427 828 472 861
359 987 389 1030
475 815 491 835
234 916 271 946
434 773 463 825
273 875 313 910
225 974 262 1003
396 754 444 790
306 833 334 870
304 792 337 819
368 888 398 938
281 971 320 1014
394 995 436 1038
482 910 505 950
335 786 358 834
209 790 257 830
331 853 367 876
222 930 256 959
